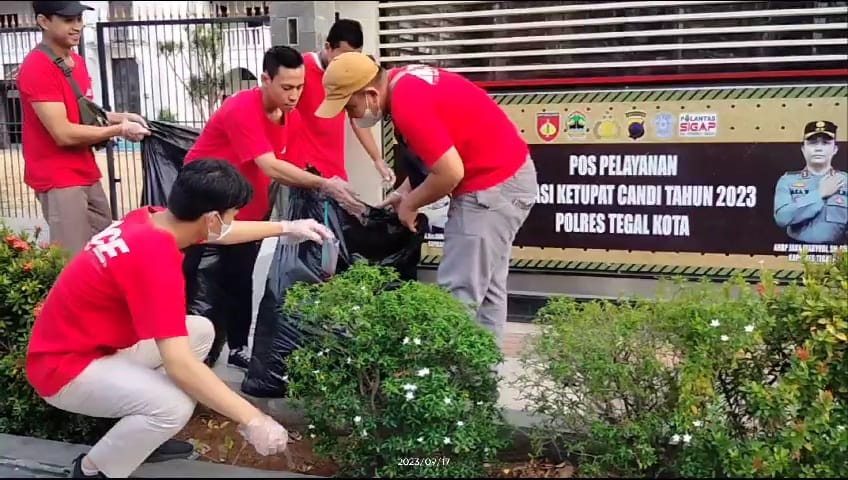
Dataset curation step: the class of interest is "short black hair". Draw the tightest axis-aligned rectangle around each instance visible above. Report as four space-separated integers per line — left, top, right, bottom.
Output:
327 19 363 49
167 159 253 221
262 45 303 78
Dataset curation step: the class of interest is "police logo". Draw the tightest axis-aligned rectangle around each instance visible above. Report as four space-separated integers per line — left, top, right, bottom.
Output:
536 112 560 143
625 110 647 140
653 112 675 139
593 112 621 140
566 111 589 139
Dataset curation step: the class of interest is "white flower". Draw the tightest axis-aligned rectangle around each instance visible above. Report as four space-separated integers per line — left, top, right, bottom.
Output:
682 434 692 444
416 368 431 377
317 351 324 357
403 337 410 345
353 416 362 424
456 421 465 427
361 430 368 438
308 424 315 430
405 391 415 401
413 338 422 345
417 437 424 443
744 324 755 333
346 357 352 364
710 319 721 328
693 421 703 428
669 434 681 445
721 335 729 342
352 305 360 311
476 401 484 406
444 397 452 405
310 433 316 439
403 383 417 392
443 437 451 445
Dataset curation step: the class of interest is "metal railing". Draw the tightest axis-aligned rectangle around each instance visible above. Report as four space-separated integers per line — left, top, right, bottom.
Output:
0 10 271 219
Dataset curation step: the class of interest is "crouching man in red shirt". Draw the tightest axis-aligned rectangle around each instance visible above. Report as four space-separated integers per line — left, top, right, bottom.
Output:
26 159 333 479
316 53 538 347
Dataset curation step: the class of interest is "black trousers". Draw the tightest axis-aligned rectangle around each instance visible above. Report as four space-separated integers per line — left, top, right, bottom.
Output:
183 240 263 363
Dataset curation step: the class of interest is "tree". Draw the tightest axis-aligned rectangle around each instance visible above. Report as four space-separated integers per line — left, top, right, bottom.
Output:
157 24 226 124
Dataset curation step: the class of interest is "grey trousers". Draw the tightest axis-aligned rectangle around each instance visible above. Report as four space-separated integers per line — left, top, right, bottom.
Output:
36 182 112 258
437 158 538 346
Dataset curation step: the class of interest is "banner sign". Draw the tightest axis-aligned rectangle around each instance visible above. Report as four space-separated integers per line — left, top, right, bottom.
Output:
419 84 848 265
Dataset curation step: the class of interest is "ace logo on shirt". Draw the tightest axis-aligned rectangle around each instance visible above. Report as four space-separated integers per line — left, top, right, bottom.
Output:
85 221 130 266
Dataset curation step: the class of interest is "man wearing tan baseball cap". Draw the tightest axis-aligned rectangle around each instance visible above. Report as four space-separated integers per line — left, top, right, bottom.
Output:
316 52 539 347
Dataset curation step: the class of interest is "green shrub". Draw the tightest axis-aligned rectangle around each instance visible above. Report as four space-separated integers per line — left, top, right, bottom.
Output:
517 253 848 478
284 263 508 478
0 223 112 443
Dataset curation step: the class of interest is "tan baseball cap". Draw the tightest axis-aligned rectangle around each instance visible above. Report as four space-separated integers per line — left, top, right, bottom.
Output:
315 52 380 119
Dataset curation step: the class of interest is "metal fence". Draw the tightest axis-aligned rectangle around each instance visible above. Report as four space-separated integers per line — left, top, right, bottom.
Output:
0 11 271 219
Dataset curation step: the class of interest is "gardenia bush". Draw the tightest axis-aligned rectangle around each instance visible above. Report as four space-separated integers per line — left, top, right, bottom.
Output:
284 263 508 478
0 224 113 443
517 252 848 478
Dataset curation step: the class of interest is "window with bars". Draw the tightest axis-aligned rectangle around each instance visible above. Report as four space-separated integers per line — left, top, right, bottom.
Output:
378 1 848 84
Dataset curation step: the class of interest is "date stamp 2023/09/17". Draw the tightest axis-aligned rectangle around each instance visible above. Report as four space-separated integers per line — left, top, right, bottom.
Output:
397 457 451 468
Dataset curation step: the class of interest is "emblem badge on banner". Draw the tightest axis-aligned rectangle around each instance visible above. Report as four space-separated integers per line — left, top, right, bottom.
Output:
679 112 719 137
536 112 561 142
566 111 589 139
653 112 675 139
593 112 621 140
625 110 647 140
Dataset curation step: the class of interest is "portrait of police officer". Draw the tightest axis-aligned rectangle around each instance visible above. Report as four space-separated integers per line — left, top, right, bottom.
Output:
773 120 847 244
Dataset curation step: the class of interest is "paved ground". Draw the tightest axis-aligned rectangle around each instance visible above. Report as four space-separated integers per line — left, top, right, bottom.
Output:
0 434 318 478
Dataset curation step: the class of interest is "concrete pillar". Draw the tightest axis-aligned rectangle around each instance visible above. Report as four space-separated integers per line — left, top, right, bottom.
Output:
270 1 384 205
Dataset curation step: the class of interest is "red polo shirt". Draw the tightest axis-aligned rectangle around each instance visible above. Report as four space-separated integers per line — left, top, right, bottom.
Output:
17 48 101 192
295 52 348 180
26 207 188 398
388 65 528 195
184 88 303 221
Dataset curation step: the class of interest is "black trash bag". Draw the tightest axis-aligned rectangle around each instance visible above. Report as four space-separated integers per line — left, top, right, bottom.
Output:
240 186 427 398
140 120 200 207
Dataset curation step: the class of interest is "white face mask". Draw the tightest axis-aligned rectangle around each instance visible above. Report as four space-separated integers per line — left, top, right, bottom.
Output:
207 212 233 242
354 94 382 129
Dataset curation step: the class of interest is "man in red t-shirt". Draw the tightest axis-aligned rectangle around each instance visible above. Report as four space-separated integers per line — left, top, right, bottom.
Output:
27 159 333 479
18 1 150 258
296 19 394 184
316 53 538 347
183 45 364 369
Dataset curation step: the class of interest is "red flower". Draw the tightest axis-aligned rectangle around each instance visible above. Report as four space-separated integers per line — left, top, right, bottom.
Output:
795 346 810 362
23 261 34 273
33 301 45 318
756 283 766 296
5 235 18 246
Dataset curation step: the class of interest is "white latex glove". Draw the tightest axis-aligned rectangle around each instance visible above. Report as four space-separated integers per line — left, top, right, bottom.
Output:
237 414 290 456
120 119 150 142
281 219 335 244
320 176 367 217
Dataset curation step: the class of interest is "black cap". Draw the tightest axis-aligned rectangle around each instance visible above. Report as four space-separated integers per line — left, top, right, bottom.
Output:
804 120 837 140
32 1 93 17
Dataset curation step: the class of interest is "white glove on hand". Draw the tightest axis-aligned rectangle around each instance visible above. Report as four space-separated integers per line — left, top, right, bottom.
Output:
320 177 367 217
281 219 335 244
237 414 290 456
120 119 150 142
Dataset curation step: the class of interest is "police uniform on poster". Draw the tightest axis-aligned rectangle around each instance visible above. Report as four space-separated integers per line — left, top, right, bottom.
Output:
773 120 847 244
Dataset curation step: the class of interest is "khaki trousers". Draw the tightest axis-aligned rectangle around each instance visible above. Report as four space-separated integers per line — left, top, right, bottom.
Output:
36 183 112 257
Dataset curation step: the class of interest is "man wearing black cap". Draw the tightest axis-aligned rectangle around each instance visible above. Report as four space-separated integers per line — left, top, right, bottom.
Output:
773 120 847 244
17 1 150 258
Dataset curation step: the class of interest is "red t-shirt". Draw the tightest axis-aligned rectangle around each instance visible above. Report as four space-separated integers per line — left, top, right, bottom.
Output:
17 48 101 192
388 65 529 195
26 207 188 398
295 52 348 180
184 88 303 221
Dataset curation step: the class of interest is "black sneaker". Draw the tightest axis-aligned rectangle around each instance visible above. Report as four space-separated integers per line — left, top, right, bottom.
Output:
146 438 195 463
69 454 105 478
227 347 251 370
